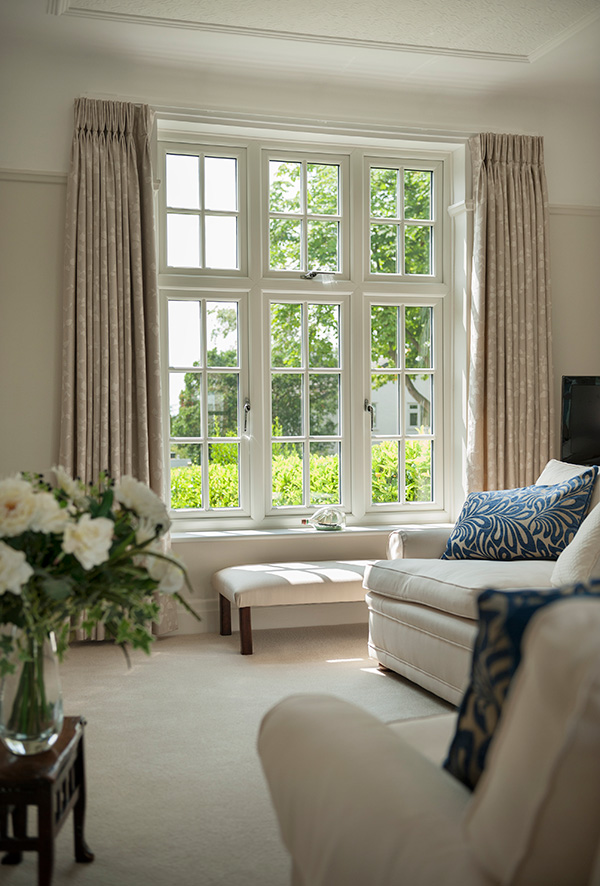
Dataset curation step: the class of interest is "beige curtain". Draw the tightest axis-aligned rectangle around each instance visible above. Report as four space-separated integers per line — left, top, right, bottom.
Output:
60 98 163 494
60 98 176 636
466 133 554 493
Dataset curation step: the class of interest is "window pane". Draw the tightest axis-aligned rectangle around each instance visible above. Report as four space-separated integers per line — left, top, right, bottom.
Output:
272 442 303 506
405 375 432 434
371 305 399 369
310 374 339 435
208 443 239 508
206 302 238 367
204 157 237 211
310 442 340 505
207 373 238 437
309 304 339 368
372 441 399 504
371 374 400 435
170 444 201 509
370 223 398 274
370 168 398 218
205 216 237 269
272 374 302 436
406 439 432 502
168 301 201 368
404 170 432 220
271 303 302 367
307 164 339 215
405 306 432 369
166 154 200 210
405 225 431 275
269 161 301 213
269 218 302 270
307 220 338 272
167 214 200 268
169 371 200 437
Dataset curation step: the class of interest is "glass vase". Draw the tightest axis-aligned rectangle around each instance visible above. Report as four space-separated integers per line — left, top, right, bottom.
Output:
0 630 64 755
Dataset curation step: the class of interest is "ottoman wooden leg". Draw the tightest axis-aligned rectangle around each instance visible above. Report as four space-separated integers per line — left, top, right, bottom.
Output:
219 594 232 636
239 607 253 655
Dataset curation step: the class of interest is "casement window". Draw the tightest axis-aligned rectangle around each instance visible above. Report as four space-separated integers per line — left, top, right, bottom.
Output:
159 136 448 527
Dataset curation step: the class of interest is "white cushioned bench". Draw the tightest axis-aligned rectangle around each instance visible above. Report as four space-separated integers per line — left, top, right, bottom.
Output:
212 560 371 654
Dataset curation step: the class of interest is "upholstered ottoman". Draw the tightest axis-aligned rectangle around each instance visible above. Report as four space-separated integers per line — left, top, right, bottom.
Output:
213 560 370 653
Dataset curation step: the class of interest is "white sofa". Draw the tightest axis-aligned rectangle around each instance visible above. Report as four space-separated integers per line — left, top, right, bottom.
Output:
364 459 600 704
258 598 600 886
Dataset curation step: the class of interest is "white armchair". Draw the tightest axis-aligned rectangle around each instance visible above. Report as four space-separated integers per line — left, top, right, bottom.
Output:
258 599 600 886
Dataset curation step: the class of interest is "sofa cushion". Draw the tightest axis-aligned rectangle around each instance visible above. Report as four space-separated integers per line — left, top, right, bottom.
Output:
465 598 600 886
442 578 600 791
551 502 600 585
536 457 600 511
441 468 598 561
363 558 554 620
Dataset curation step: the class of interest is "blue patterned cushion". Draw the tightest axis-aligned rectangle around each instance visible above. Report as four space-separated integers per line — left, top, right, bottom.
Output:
441 468 598 561
443 579 600 790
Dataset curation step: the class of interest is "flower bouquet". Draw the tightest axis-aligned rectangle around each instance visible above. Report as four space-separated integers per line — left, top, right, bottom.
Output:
0 468 198 753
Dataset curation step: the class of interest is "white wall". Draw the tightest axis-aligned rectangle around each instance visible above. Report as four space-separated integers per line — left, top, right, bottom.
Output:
1 34 599 632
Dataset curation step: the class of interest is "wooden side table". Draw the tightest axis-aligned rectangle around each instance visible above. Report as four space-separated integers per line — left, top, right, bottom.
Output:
0 715 94 886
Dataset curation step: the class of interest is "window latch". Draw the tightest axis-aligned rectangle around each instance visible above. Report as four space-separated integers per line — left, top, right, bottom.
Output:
243 399 251 433
364 399 374 431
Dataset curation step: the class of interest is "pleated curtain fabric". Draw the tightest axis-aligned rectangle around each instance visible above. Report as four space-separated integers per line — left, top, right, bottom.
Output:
466 133 554 493
60 98 177 637
60 98 163 495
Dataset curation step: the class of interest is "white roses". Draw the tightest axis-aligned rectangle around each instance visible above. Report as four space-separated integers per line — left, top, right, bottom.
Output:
62 514 114 571
0 478 38 537
0 542 33 596
114 475 170 535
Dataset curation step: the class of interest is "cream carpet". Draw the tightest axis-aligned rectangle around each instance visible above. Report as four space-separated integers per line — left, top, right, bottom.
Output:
3 623 452 886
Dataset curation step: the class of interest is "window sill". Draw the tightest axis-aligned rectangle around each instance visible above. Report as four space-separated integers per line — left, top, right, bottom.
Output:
170 522 451 542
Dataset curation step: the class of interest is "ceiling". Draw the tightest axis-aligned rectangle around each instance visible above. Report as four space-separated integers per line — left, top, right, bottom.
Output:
3 0 600 95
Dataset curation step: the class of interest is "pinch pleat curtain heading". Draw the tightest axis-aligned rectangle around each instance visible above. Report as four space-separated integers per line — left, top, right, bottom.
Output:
466 133 554 493
59 98 163 496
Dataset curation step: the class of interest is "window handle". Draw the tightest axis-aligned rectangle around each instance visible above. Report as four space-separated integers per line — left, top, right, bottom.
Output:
243 399 251 433
364 399 374 431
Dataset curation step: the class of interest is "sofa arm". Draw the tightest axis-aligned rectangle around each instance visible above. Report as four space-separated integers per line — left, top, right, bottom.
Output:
258 694 488 886
387 524 454 559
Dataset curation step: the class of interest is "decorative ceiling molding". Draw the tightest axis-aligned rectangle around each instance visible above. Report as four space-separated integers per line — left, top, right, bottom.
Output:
50 5 533 62
46 0 70 14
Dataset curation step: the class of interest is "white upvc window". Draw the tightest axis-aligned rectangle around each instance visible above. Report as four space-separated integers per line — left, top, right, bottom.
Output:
365 158 443 282
365 298 443 511
166 293 249 515
159 144 247 275
267 295 349 513
159 132 450 528
264 150 350 279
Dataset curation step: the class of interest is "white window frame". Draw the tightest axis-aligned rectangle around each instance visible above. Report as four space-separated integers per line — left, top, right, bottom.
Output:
158 125 462 532
264 291 351 516
158 142 248 277
364 157 443 284
262 149 351 280
363 295 444 514
162 289 251 517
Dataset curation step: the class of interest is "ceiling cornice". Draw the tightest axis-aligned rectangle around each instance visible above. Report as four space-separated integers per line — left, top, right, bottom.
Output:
48 4 534 63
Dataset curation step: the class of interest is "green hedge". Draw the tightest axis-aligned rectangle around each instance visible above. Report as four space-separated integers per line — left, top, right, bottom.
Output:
170 441 431 510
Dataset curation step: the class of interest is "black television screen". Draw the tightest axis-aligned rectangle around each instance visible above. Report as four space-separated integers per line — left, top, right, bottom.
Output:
561 376 600 465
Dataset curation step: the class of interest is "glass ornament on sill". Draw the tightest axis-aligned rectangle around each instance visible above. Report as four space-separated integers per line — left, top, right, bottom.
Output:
308 507 346 531
0 629 64 756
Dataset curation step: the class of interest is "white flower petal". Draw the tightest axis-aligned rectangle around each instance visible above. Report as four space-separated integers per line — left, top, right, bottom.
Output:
0 478 38 537
62 514 114 570
0 541 33 595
